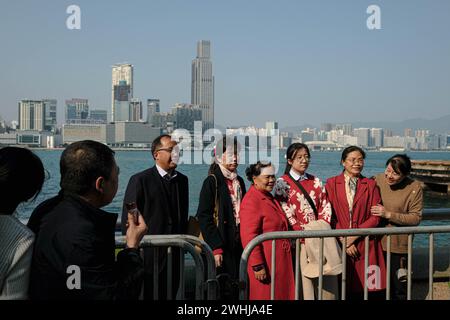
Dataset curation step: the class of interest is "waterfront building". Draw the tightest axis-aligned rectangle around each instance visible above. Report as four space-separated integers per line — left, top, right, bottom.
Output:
404 128 413 137
335 123 353 136
336 135 358 147
371 128 384 148
112 63 133 122
151 112 174 133
129 98 143 122
321 123 333 132
191 40 214 131
113 80 131 122
354 128 370 148
171 103 202 133
265 121 279 137
89 109 108 123
147 99 160 124
16 130 59 148
63 123 110 144
18 100 45 131
65 98 89 122
300 129 315 143
111 122 161 148
42 99 57 132
0 133 17 145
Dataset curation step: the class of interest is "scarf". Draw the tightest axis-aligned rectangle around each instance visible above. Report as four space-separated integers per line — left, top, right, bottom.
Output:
217 163 242 225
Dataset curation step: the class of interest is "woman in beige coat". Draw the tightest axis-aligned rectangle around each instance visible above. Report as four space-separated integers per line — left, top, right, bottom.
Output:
371 154 423 300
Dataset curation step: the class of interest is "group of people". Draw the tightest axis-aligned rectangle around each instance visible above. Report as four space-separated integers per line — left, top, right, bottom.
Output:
239 144 422 300
0 136 422 301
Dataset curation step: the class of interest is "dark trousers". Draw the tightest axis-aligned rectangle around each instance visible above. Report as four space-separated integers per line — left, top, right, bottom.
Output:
143 247 181 300
385 252 408 300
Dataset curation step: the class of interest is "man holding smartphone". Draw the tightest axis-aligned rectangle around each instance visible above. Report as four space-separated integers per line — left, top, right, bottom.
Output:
28 140 148 300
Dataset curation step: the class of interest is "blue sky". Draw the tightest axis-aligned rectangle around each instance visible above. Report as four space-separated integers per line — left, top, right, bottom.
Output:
1 0 449 128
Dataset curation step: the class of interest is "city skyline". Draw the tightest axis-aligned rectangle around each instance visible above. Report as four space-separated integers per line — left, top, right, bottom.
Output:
1 1 450 127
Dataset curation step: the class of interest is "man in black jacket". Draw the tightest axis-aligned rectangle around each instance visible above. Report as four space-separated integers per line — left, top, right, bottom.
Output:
122 134 189 300
28 140 148 300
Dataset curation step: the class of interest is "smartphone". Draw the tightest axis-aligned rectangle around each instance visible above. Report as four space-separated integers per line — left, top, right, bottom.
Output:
125 202 139 225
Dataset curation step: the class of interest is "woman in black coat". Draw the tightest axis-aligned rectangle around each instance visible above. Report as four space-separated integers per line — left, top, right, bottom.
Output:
197 136 246 299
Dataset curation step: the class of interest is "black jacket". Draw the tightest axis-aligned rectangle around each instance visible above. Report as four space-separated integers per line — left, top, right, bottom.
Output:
196 166 246 279
121 166 189 299
27 193 143 300
121 166 189 235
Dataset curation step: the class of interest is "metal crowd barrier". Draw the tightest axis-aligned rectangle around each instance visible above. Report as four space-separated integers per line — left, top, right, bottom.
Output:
239 225 450 300
115 234 218 300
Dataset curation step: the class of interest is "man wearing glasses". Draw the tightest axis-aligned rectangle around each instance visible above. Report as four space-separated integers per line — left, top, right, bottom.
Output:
122 134 189 300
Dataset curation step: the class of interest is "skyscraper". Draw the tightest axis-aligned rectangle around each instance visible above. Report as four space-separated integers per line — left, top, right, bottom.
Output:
113 80 131 122
42 99 57 132
191 40 214 131
266 121 279 136
371 128 384 148
18 100 45 131
65 98 89 122
112 63 133 122
354 128 370 148
129 98 142 122
147 99 160 124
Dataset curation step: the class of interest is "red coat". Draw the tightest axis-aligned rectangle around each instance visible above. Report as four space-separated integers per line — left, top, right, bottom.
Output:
325 173 386 293
240 186 295 300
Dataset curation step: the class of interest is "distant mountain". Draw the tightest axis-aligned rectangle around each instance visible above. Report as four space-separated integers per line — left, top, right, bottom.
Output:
351 115 450 135
281 115 450 135
279 124 318 135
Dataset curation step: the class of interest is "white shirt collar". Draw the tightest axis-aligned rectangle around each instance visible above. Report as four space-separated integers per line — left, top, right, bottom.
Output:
156 164 177 179
289 169 308 181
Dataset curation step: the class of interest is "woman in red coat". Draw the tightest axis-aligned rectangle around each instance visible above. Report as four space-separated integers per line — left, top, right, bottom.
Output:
325 146 386 299
240 161 295 300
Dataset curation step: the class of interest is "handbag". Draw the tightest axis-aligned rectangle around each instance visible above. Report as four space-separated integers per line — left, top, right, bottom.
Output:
187 174 219 239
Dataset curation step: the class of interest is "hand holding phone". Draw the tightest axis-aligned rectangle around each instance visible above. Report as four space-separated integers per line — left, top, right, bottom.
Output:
125 202 140 225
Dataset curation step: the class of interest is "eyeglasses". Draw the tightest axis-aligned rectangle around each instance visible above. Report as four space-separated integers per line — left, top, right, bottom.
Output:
293 155 310 162
345 158 364 164
156 148 173 153
156 147 183 156
385 168 401 178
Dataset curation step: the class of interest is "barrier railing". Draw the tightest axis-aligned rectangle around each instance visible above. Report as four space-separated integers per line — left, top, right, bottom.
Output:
115 234 218 300
239 225 450 300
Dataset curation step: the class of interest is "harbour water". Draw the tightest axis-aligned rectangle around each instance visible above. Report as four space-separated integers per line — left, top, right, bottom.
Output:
16 149 450 246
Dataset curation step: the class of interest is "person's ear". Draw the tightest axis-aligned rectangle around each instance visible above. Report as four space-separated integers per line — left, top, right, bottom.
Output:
287 159 293 166
95 177 105 192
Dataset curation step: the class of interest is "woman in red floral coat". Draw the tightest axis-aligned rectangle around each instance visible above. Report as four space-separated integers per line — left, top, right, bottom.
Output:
240 161 295 300
274 143 339 300
325 146 386 299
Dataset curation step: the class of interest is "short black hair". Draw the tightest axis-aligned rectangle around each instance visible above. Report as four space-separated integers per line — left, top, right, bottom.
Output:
245 161 273 182
284 143 310 174
341 146 366 163
151 134 171 159
60 140 115 195
386 154 411 176
0 147 45 213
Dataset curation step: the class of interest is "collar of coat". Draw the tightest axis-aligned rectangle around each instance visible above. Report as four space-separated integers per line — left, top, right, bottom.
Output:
334 172 368 207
